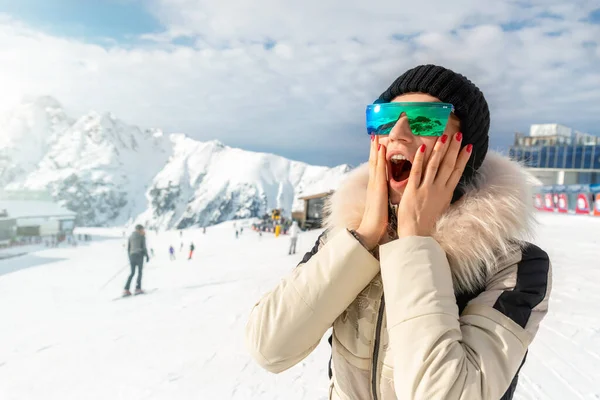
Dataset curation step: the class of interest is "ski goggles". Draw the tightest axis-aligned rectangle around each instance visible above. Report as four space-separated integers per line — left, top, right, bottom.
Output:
366 102 454 136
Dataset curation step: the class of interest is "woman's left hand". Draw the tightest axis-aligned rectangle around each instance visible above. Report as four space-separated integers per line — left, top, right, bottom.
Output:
397 131 472 238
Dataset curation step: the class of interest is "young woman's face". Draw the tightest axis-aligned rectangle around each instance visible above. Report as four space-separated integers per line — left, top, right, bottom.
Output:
376 93 461 205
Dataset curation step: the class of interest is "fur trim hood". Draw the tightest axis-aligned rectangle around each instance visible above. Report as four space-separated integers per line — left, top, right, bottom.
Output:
323 152 536 293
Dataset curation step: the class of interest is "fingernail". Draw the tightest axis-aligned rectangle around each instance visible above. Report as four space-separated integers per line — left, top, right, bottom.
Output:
371 134 374 142
420 144 426 153
378 144 381 150
456 132 463 141
441 134 448 144
467 144 473 153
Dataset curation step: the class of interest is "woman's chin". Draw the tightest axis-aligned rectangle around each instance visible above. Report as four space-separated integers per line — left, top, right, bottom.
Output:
388 184 404 205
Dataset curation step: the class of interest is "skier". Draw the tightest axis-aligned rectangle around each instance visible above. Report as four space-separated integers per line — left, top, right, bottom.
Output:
288 220 299 255
169 245 175 260
188 242 195 260
240 227 244 234
123 224 149 296
203 227 206 234
235 230 239 239
245 65 552 399
180 242 184 252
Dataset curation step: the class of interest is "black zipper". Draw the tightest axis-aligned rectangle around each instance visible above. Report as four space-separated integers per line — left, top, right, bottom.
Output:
372 295 385 400
371 203 395 399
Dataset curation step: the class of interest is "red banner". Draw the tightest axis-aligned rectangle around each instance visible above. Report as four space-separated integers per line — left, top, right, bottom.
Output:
576 193 591 214
557 194 568 213
534 194 543 210
594 193 600 216
543 194 555 212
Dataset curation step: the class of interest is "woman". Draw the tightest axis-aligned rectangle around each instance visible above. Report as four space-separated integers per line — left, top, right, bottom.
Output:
245 65 552 400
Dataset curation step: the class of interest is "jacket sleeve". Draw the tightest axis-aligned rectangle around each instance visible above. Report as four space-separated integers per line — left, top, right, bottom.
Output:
379 236 551 400
245 229 380 374
142 236 149 258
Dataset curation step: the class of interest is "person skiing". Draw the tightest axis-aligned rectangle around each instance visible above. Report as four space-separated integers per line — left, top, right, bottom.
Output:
180 242 184 252
188 242 195 260
169 245 175 260
288 220 299 255
124 224 149 296
235 230 239 239
245 65 552 400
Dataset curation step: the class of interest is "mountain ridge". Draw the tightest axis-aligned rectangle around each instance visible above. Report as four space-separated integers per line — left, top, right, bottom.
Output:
0 96 351 228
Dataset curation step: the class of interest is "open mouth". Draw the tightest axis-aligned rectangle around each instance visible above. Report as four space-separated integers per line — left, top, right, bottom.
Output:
390 157 412 183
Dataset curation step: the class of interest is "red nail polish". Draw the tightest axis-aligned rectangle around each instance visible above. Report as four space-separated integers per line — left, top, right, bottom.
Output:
441 134 448 144
378 144 381 150
456 132 463 141
467 144 473 153
420 144 426 153
371 134 374 142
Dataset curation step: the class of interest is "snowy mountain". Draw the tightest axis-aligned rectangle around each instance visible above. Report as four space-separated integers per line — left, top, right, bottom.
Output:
0 97 351 228
0 96 74 187
136 134 350 229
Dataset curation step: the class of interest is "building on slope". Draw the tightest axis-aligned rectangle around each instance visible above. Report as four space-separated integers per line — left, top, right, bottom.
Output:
294 191 334 230
0 191 76 240
509 123 600 185
0 210 17 245
509 124 600 216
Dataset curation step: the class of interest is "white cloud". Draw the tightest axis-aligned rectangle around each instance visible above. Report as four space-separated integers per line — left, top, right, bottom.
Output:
0 1 599 166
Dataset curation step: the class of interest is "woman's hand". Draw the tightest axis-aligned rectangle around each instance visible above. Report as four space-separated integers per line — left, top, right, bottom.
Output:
397 132 472 239
355 135 388 250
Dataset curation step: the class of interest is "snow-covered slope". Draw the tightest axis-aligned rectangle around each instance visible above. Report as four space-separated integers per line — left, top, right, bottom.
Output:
0 213 598 399
0 97 351 228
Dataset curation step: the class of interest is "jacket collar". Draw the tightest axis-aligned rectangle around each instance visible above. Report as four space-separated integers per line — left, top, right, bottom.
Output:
323 152 536 293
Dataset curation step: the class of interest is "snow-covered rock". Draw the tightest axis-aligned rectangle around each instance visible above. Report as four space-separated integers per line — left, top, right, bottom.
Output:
0 97 351 228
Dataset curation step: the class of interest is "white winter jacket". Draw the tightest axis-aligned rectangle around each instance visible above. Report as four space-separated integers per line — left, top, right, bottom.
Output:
246 153 552 400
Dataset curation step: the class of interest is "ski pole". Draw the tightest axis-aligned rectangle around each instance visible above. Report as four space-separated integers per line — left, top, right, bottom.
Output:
100 264 128 290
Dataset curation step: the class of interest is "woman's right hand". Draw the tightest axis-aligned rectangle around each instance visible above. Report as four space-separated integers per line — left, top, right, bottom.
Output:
355 135 388 250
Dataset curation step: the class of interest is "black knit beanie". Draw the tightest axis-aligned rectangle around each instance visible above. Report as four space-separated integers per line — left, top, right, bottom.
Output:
376 64 490 202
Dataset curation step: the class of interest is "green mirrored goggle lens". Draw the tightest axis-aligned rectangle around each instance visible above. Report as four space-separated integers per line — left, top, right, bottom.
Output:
366 102 454 136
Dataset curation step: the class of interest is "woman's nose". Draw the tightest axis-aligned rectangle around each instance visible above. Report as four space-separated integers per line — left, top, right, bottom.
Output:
388 114 413 143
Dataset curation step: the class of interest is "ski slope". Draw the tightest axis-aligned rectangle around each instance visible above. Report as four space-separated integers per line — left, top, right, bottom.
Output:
0 213 599 400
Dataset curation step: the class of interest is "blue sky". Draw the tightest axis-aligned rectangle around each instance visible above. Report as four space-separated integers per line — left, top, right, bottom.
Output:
0 0 161 42
1 1 599 167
